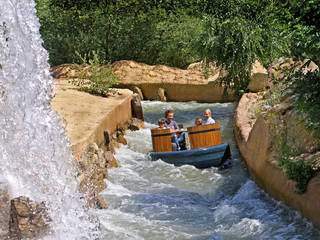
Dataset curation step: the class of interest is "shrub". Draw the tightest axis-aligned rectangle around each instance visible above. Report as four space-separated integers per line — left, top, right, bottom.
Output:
70 51 118 97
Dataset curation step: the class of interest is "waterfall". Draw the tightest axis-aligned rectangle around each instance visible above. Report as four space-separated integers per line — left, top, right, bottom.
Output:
0 0 99 239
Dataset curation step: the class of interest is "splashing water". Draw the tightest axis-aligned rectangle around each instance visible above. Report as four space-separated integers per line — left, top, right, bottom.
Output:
0 1 99 239
98 101 320 240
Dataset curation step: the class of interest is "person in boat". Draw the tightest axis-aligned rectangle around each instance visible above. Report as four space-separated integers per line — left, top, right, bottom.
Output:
203 109 215 125
194 117 203 126
158 117 180 150
157 118 166 130
164 109 185 150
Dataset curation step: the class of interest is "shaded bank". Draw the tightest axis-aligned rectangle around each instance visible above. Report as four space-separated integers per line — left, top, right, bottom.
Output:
234 93 320 229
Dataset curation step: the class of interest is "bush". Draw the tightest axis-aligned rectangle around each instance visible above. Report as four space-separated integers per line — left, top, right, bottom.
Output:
279 145 319 194
288 69 320 137
70 51 118 97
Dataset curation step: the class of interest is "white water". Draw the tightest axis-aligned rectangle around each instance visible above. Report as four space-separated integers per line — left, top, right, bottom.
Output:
1 1 320 239
0 1 99 239
99 101 320 240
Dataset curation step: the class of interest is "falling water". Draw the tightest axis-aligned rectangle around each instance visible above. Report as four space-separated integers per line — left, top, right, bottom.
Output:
0 0 99 239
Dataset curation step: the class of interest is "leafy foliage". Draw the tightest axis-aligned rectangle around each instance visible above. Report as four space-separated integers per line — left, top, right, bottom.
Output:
35 0 203 68
71 51 118 97
288 68 320 137
198 0 290 94
279 143 319 194
36 0 320 92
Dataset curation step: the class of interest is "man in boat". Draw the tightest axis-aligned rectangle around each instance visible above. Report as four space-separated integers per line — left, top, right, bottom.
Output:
164 109 185 150
203 109 215 125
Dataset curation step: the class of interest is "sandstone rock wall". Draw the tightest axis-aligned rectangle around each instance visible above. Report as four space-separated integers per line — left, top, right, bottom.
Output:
51 79 144 209
234 93 320 229
51 80 136 160
112 60 235 102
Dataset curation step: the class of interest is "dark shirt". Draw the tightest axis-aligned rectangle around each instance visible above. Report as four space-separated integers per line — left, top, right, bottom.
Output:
165 120 179 131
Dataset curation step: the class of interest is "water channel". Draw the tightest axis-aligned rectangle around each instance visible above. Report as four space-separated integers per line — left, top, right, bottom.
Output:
99 101 320 240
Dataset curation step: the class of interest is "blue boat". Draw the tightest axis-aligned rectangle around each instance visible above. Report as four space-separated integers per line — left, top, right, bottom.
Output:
149 143 231 169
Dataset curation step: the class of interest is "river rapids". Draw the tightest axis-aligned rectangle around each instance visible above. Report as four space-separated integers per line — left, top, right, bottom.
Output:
98 101 320 240
1 0 320 239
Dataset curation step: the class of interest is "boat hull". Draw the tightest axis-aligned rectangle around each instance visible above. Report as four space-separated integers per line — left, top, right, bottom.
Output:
149 143 231 169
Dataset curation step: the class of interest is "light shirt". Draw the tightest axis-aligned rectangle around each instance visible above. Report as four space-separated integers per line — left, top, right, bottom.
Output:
204 117 215 125
165 120 179 131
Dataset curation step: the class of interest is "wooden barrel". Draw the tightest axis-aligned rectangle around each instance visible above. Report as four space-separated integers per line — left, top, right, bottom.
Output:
151 128 172 152
187 122 222 149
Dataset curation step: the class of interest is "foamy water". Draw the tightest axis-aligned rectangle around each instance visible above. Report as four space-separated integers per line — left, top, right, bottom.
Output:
0 1 99 239
99 101 320 240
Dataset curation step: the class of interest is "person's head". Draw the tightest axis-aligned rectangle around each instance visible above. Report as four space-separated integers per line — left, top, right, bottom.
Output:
164 109 175 122
158 118 165 128
203 109 212 120
195 117 202 126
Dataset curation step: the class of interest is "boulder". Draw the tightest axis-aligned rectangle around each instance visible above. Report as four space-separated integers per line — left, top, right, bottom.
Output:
131 93 144 121
157 88 167 102
104 151 118 168
248 60 269 92
0 178 10 238
133 86 144 100
127 118 144 131
9 196 50 239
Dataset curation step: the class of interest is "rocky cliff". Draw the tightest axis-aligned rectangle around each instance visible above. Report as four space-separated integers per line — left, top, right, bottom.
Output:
234 92 320 228
51 79 143 209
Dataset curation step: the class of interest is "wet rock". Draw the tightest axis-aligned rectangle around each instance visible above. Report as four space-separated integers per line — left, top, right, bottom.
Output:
103 130 116 153
92 196 108 209
0 178 10 238
133 86 144 100
127 118 144 131
9 196 50 239
131 93 144 121
117 134 127 145
77 143 111 208
104 151 118 168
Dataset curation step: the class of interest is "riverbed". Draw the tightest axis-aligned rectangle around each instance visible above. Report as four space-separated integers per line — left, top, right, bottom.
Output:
98 101 320 240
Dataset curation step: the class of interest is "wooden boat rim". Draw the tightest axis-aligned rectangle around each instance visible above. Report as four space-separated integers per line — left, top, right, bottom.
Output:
188 127 220 135
149 143 229 156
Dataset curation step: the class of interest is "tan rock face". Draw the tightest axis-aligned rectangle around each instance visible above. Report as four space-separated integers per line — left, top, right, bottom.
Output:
286 111 320 154
51 79 144 210
76 143 112 209
234 93 320 229
9 196 51 239
248 60 269 93
112 60 235 102
51 80 134 161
